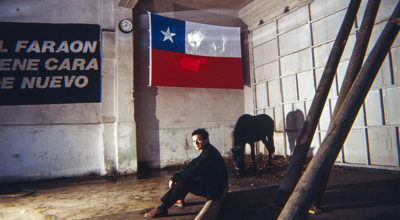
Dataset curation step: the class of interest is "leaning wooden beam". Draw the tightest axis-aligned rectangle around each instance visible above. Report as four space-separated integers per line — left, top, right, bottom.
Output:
278 3 400 219
194 187 228 220
275 0 361 206
331 0 381 119
313 0 381 209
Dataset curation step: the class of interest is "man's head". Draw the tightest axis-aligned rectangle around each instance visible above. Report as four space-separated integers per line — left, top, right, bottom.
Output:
192 128 209 151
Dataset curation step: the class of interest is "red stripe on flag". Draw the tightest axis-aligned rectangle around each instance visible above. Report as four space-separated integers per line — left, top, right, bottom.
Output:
151 49 243 89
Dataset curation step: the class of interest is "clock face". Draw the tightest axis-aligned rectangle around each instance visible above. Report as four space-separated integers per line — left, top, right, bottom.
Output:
119 19 133 33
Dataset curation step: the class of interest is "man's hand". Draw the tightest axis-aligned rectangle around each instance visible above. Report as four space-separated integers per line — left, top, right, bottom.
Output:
169 180 174 189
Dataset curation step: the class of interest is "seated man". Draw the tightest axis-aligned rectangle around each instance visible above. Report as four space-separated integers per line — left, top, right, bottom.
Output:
144 128 228 218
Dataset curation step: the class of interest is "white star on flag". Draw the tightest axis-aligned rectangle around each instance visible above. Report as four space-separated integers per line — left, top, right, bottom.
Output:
161 27 176 43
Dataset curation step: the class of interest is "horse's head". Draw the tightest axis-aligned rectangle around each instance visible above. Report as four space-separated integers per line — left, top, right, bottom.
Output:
231 145 244 178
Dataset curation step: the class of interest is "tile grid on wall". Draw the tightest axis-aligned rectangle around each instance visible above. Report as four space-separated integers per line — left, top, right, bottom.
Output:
249 0 400 168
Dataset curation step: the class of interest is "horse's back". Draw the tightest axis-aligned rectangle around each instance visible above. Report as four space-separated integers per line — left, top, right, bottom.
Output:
234 114 274 140
253 114 274 134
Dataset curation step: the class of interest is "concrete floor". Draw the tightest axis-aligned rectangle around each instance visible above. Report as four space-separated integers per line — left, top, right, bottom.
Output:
1 159 400 220
0 168 271 220
0 172 172 219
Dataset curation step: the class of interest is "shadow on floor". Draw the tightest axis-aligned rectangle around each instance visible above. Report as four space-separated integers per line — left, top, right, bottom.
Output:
218 177 400 220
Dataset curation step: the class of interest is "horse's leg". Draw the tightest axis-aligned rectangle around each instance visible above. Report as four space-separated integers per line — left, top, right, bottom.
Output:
269 135 275 162
232 145 245 177
262 137 274 165
250 142 257 172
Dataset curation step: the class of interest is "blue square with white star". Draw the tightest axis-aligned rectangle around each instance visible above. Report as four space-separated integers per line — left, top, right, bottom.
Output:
151 14 185 53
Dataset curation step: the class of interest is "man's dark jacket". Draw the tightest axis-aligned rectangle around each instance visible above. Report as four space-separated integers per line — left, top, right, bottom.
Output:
171 143 228 200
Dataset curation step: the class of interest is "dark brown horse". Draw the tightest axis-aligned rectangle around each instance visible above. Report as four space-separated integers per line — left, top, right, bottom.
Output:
232 114 275 177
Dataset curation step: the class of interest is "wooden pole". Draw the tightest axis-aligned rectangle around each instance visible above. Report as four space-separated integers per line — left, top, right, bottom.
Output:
275 0 361 206
331 0 381 120
313 0 381 208
278 3 400 219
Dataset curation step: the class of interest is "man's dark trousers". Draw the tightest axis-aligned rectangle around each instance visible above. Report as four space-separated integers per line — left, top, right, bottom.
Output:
161 179 207 208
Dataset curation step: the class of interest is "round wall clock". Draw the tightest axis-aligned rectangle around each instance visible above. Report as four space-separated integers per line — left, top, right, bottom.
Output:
119 19 133 33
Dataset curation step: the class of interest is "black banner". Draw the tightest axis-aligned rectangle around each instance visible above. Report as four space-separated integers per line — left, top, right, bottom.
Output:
0 22 101 105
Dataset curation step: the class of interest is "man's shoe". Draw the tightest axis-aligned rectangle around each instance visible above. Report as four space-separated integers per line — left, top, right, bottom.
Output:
308 205 323 215
144 207 168 218
174 199 184 208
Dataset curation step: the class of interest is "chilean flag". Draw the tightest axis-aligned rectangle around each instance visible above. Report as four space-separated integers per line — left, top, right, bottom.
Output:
149 13 243 89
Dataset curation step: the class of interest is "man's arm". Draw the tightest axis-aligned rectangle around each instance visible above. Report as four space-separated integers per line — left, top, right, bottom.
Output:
171 152 207 182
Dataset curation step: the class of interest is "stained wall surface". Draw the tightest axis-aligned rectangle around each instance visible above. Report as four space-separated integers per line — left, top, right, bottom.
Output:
0 0 137 182
3 0 397 183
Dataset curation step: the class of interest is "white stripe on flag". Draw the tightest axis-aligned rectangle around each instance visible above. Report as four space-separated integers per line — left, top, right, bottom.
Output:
185 21 241 58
